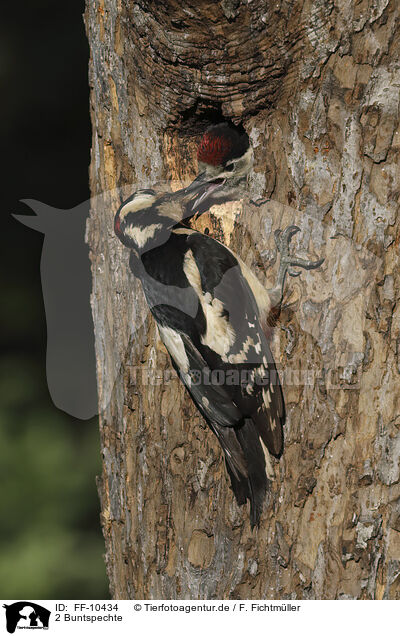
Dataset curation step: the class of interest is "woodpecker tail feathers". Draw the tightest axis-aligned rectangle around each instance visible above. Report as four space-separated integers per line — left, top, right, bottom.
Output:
215 418 270 528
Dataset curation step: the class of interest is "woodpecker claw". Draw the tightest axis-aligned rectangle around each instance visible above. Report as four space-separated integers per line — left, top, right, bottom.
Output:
275 224 323 271
268 224 324 307
274 225 300 252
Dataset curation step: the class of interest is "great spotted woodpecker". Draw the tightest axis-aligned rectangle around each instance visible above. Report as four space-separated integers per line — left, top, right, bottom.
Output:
114 124 323 527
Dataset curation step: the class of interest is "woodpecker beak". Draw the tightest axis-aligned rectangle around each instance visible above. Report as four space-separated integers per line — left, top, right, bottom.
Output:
183 172 226 212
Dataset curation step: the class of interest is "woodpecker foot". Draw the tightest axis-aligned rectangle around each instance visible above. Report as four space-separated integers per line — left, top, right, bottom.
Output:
269 225 324 307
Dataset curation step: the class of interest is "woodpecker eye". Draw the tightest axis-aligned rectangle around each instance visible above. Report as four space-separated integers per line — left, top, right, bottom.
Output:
224 163 235 172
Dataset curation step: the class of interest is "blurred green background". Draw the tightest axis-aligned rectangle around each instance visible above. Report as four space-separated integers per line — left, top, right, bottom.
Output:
1 2 109 597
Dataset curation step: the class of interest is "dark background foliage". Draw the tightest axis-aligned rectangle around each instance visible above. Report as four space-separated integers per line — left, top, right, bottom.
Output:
1 1 108 597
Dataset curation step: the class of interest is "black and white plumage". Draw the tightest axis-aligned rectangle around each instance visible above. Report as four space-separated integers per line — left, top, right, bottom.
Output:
114 124 322 527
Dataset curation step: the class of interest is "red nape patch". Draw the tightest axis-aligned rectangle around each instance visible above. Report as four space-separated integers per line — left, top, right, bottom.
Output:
114 214 121 236
197 131 233 166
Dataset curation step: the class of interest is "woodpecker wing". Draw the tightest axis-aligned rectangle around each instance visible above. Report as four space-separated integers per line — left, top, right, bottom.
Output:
156 230 283 526
157 327 249 480
157 324 269 510
184 231 284 458
156 321 243 430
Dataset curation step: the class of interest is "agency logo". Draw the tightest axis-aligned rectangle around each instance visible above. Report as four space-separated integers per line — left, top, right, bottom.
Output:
3 602 51 633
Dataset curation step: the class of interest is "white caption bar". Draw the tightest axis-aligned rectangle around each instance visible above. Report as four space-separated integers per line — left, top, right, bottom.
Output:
1 599 396 635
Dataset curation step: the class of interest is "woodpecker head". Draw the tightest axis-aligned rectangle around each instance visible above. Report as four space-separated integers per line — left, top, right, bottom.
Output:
185 123 253 215
114 125 252 250
114 189 159 248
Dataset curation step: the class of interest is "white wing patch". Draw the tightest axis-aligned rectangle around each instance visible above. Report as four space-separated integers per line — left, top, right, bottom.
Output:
255 363 267 380
262 387 271 406
158 325 190 377
124 223 163 248
260 438 275 480
178 231 272 329
262 387 276 429
173 228 196 235
183 250 236 359
227 335 258 364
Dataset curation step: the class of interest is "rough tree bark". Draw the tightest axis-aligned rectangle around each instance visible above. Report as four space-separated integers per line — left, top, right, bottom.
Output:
86 0 400 599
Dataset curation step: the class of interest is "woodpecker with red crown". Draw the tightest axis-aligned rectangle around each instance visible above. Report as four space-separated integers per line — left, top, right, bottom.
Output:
114 123 323 527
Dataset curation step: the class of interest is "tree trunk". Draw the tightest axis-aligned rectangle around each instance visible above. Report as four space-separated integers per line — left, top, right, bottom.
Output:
85 0 400 599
